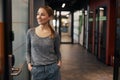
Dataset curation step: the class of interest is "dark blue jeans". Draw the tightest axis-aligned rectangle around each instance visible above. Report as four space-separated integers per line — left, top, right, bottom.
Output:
31 63 61 80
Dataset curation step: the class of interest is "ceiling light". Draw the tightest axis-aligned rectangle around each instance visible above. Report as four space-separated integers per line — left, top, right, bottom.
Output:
62 3 65 8
99 7 104 10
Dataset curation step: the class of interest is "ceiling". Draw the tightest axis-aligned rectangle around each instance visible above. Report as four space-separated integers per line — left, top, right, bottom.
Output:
45 0 89 12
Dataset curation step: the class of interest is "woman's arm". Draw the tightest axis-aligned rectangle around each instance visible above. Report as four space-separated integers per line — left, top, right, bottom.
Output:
54 32 62 67
26 29 32 71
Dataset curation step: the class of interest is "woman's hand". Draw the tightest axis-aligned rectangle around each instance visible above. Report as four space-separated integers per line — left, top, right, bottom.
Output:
57 60 62 68
28 63 32 71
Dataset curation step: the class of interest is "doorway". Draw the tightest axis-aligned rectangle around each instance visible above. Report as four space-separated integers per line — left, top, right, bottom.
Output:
94 6 107 63
60 11 72 43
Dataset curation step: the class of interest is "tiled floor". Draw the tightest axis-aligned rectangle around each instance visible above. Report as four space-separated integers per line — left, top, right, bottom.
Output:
60 44 113 80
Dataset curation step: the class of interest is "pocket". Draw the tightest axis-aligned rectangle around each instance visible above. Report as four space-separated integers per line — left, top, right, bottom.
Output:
31 67 36 74
56 63 60 69
31 67 33 72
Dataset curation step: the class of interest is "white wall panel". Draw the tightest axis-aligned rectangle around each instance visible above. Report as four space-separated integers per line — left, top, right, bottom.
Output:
73 11 80 43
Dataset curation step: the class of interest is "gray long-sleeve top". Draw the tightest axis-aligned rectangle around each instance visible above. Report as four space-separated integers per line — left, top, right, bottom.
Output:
26 28 61 65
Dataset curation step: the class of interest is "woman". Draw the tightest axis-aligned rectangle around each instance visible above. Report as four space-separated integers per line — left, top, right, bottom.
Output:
26 6 62 80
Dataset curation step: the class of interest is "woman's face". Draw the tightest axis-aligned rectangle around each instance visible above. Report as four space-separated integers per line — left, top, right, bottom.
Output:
36 8 51 25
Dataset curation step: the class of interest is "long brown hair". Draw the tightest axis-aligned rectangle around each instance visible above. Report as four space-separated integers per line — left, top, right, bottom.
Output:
40 6 55 38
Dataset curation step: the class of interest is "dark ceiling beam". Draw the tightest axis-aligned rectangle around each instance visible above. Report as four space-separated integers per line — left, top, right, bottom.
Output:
45 0 89 11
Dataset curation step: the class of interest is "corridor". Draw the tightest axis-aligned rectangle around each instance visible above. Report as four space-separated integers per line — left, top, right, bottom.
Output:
60 44 113 80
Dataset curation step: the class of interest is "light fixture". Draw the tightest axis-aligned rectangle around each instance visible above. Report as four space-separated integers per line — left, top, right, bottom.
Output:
99 7 104 10
62 3 65 8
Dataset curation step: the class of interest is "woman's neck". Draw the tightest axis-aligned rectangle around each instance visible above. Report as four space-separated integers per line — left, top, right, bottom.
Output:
37 24 51 32
38 24 48 30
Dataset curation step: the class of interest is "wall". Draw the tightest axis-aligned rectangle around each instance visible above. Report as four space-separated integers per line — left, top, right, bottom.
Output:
74 11 81 43
79 11 84 45
12 0 29 79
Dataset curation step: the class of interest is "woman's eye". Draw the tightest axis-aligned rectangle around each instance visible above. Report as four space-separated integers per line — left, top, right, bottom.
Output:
41 13 45 16
37 13 39 15
37 13 45 16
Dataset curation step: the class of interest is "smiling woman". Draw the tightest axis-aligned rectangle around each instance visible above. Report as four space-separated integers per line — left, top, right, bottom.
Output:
26 6 62 80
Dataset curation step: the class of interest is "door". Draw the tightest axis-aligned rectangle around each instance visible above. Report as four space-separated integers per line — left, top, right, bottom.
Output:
0 0 30 80
94 9 99 56
1 0 14 80
94 7 107 63
0 0 5 79
98 6 107 63
114 0 120 80
88 10 93 52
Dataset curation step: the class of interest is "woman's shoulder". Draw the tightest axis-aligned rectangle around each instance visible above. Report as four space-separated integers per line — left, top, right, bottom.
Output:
27 27 35 33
